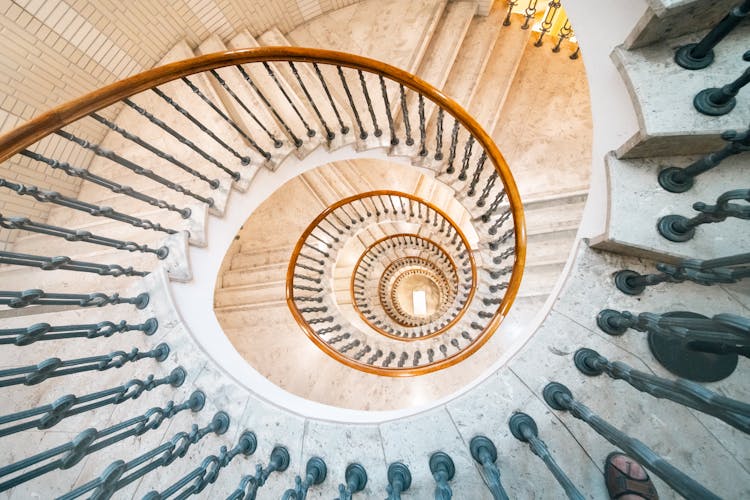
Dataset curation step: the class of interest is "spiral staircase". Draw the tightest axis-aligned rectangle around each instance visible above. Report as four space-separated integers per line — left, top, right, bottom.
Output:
0 0 748 498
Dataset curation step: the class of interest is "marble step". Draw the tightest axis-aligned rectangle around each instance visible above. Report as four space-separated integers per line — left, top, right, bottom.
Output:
214 279 287 309
624 0 738 49
230 246 292 271
220 262 288 288
195 35 297 169
612 24 750 159
517 261 565 298
523 191 587 236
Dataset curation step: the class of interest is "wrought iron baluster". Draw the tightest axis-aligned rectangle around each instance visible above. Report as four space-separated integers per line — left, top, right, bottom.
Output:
488 210 512 235
0 367 184 437
574 348 750 433
534 1 561 47
399 84 415 146
0 288 149 309
0 343 169 388
54 128 215 207
0 317 157 346
143 431 257 500
477 171 499 208
509 413 584 499
694 65 750 116
658 188 750 242
569 46 580 59
61 411 231 499
263 61 316 139
675 0 750 69
658 124 750 192
0 215 168 259
19 149 195 216
467 151 487 196
385 462 411 500
153 86 255 162
357 70 382 138
90 112 223 186
521 0 538 29
458 136 475 181
434 107 445 160
0 250 148 277
181 75 270 163
124 97 233 177
288 62 334 141
209 69 284 148
337 66 367 140
543 382 720 499
337 463 367 500
418 94 427 156
226 445 290 500
281 457 327 499
379 75 399 145
312 63 349 135
552 18 572 53
469 436 509 500
504 0 518 25
429 452 455 500
0 391 205 492
235 65 303 147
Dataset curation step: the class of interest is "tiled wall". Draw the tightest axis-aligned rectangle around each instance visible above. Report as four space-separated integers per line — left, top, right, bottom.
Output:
0 0 358 247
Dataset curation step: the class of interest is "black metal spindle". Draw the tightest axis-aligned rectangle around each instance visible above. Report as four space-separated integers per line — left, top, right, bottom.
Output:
358 70 382 138
181 75 270 163
0 215 169 259
90 112 223 186
674 0 750 69
312 63 349 135
0 390 205 492
54 129 215 207
0 367 184 437
504 0 518 25
477 171 499 208
385 462 411 500
429 452 455 500
694 66 750 116
458 136 475 181
658 124 750 192
264 61 317 139
0 343 169 388
378 75 399 145
337 463 367 500
569 46 580 60
552 18 572 53
522 0 538 29
0 288 149 309
469 436 510 500
337 66 367 140
0 250 148 277
418 94 428 156
399 84 415 146
143 431 257 500
124 97 235 177
534 1 561 47
289 62 335 141
0 317 157 346
435 108 445 160
543 382 720 499
446 120 460 174
509 413 585 499
467 151 487 196
657 188 750 242
281 456 327 499
61 411 231 499
227 445 290 500
19 149 195 216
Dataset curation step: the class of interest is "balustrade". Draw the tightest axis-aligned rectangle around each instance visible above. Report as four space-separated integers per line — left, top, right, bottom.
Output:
657 188 750 242
675 0 750 69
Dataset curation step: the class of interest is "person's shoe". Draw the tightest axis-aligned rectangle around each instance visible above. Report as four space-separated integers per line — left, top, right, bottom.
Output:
605 452 659 499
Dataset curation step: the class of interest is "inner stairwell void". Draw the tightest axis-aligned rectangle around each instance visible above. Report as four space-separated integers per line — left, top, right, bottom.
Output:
0 0 748 499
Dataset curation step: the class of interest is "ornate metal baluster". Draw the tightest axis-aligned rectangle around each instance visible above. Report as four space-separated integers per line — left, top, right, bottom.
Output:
430 452 455 500
378 75 399 146
143 431 257 500
263 61 316 139
476 171 499 208
418 94 428 156
181 76 270 162
385 462 411 500
521 0 538 29
0 250 148 277
675 0 750 69
53 129 215 207
694 65 750 116
488 210 512 235
227 445 290 500
153 86 255 162
124 97 234 175
0 367 183 437
658 188 750 242
458 136 475 181
0 215 168 259
19 149 195 216
615 252 750 295
235 65 303 147
0 343 169 388
61 411 231 499
543 382 721 499
469 436 509 500
574 348 750 433
569 46 581 59
504 0 518 25
357 70 382 138
90 112 224 186
552 18 572 53
210 69 284 148
534 1 561 47
509 413 584 499
467 151 487 196
0 317 157 346
312 63 349 135
658 124 750 192
0 391 205 492
0 288 149 309
434 107 445 160
288 62 334 141
281 456 327 499
337 463 367 500
337 66 367 140
399 84 415 146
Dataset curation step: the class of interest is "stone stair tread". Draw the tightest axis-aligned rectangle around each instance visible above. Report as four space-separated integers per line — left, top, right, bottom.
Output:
220 262 289 288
